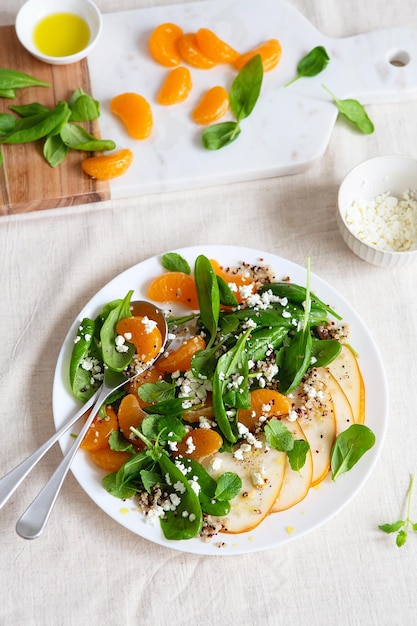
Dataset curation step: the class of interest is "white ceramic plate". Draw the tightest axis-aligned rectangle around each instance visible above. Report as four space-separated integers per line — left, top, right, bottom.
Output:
53 245 388 555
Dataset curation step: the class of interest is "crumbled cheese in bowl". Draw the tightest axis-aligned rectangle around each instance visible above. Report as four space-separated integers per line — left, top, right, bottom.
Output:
344 189 417 252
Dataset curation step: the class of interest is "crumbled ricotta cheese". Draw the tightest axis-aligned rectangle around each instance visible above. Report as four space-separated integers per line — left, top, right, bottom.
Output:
344 189 417 251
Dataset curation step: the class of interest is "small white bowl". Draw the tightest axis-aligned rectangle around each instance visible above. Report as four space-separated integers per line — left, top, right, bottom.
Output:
338 155 417 268
15 0 102 65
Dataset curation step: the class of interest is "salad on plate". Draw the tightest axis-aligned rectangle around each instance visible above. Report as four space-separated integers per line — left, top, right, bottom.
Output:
65 248 378 546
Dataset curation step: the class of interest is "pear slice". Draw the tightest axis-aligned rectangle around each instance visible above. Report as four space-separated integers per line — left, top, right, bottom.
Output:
321 369 355 435
271 418 313 513
326 344 365 424
203 434 286 534
291 372 336 486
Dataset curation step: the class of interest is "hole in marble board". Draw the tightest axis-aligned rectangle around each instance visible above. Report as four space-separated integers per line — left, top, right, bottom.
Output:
388 50 411 67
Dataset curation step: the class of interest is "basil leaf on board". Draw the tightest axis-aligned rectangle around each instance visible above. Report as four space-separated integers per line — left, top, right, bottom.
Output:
9 102 50 117
202 121 241 150
0 113 16 134
229 54 263 121
60 122 116 151
68 88 100 121
0 101 70 144
285 46 330 86
322 84 374 134
161 252 191 274
0 88 15 99
0 68 50 90
331 424 376 480
43 134 69 168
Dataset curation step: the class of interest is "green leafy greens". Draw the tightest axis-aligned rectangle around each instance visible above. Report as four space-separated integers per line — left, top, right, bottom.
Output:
202 54 263 150
285 46 330 86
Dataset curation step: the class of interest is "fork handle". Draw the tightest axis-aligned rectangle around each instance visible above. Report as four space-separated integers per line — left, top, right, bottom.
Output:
15 388 106 539
0 389 100 511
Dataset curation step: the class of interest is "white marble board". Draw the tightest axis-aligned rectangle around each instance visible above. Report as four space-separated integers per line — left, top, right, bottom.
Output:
87 0 417 197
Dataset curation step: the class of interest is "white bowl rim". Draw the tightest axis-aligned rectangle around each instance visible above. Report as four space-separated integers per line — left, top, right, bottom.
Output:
15 0 103 64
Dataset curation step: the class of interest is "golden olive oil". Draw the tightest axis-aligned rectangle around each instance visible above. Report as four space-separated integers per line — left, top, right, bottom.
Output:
33 13 90 57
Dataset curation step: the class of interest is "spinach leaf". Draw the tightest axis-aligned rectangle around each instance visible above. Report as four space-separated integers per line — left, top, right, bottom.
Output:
194 254 220 348
229 54 263 121
212 328 251 443
68 88 100 121
69 317 102 401
322 84 374 134
100 290 135 371
216 274 239 307
285 46 330 86
162 252 191 274
0 68 50 90
202 54 263 150
331 424 375 480
202 121 241 150
60 122 116 151
311 338 342 368
43 134 69 168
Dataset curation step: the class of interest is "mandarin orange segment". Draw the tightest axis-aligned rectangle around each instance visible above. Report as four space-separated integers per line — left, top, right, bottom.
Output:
110 93 153 139
156 335 206 373
88 447 132 472
238 389 291 431
192 85 229 125
127 366 164 405
210 258 255 303
234 38 282 72
81 148 133 181
117 393 146 446
80 406 118 451
115 316 163 362
148 22 183 67
157 66 192 105
195 28 239 63
173 428 223 461
147 271 199 309
177 33 217 69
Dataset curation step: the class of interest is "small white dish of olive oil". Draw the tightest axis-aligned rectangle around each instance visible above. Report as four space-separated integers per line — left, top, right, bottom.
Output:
15 0 102 65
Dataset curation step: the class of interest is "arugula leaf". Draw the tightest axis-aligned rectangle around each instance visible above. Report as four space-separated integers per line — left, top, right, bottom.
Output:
331 424 375 480
162 252 191 274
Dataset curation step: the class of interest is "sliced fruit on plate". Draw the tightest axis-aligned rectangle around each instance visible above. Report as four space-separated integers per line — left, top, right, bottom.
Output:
326 344 365 424
271 418 313 513
203 433 286 533
293 374 336 486
321 368 355 435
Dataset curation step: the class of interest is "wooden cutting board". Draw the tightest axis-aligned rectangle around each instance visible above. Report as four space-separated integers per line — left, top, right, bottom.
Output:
1 0 417 215
0 26 109 215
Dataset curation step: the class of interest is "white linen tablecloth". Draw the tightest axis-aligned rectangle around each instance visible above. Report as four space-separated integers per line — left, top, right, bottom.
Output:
1 1 416 624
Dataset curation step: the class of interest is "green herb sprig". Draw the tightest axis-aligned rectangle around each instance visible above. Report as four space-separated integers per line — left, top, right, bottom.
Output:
379 474 417 547
202 54 263 150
